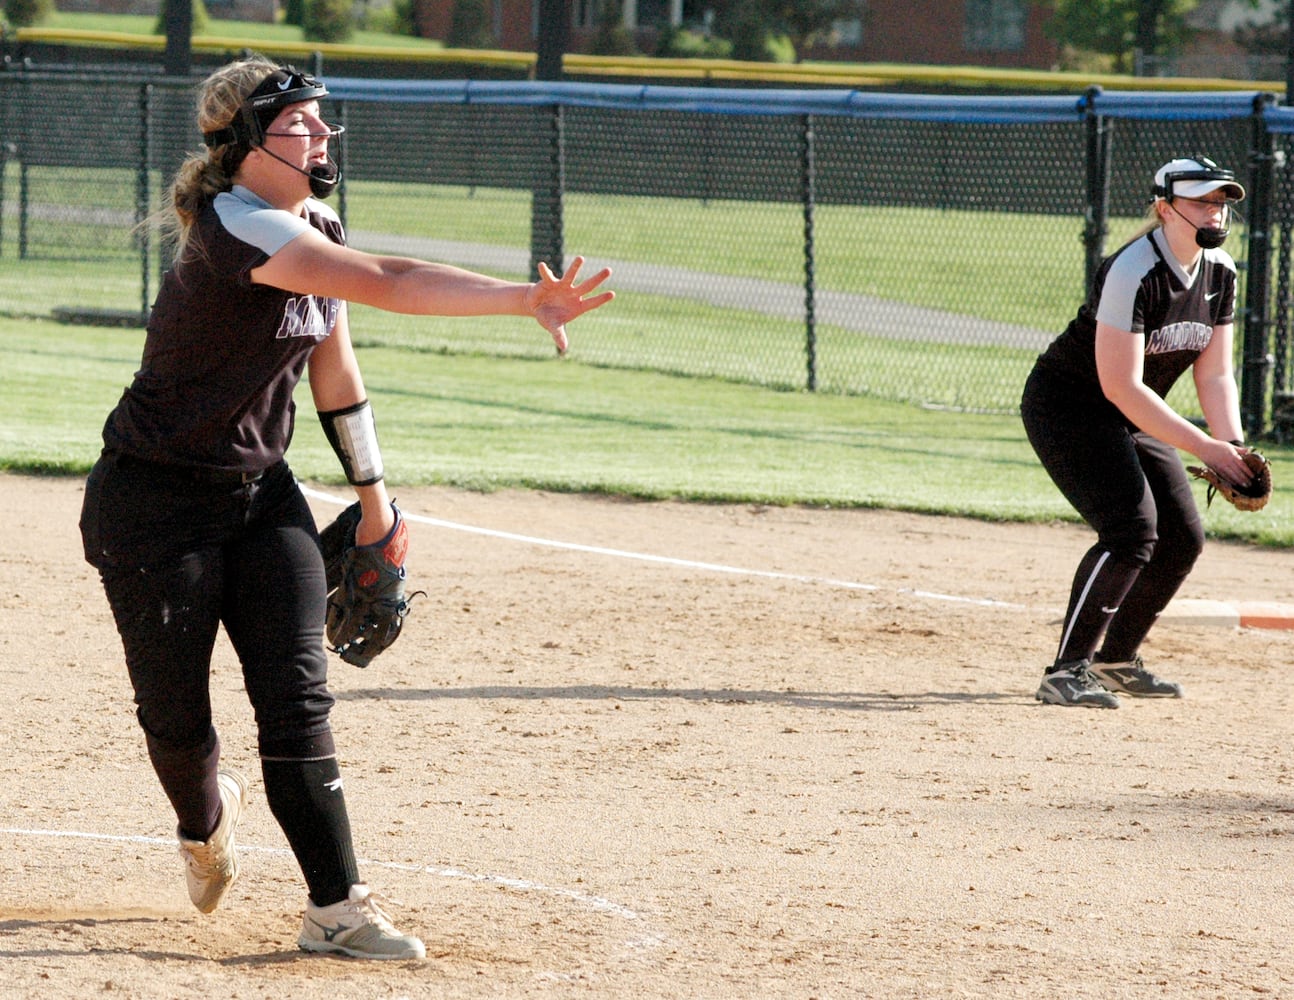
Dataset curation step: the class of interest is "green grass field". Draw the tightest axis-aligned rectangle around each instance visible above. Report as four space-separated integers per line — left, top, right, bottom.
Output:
2 32 1282 543
5 314 1292 547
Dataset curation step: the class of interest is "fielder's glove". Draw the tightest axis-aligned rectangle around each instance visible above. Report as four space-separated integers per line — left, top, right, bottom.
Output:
320 501 419 667
1187 451 1273 512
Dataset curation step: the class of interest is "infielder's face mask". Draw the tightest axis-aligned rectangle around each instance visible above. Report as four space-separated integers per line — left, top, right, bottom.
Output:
1150 155 1246 250
202 65 345 198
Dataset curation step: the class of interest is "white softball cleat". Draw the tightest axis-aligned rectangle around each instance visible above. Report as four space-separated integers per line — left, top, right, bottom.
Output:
177 768 249 914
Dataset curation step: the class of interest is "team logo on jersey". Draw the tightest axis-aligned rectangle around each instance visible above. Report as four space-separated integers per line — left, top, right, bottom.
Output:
1145 320 1210 355
276 295 339 339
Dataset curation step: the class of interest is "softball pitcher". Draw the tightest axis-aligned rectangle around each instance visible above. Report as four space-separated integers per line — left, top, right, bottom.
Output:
78 56 612 956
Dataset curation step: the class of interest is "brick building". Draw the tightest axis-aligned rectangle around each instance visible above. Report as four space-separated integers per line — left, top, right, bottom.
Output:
58 0 279 23
412 0 1063 70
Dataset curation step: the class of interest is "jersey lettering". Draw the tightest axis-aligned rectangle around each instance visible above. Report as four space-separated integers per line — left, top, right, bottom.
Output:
277 295 338 339
1144 320 1211 355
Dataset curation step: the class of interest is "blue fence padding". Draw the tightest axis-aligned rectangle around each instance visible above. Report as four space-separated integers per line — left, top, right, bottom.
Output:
322 78 1278 125
324 77 1084 123
1264 105 1294 133
1081 89 1273 120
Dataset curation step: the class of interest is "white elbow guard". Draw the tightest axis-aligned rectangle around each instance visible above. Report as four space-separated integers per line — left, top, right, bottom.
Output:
320 399 385 486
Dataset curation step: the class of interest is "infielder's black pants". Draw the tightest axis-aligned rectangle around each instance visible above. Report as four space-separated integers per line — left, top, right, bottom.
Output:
1021 366 1205 664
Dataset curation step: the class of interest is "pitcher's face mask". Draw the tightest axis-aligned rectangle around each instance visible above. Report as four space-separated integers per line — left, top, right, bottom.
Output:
203 65 344 198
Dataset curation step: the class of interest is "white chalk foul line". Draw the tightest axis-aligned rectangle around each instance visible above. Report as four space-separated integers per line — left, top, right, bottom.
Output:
0 826 651 927
300 485 1023 610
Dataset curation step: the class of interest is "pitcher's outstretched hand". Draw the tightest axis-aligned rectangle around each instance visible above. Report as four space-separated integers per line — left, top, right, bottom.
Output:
527 256 615 354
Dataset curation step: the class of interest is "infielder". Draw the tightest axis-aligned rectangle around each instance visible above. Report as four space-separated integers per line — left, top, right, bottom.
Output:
78 55 613 956
1021 155 1252 708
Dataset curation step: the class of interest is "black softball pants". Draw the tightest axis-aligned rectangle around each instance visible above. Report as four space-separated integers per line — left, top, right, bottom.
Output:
1021 366 1205 666
80 452 339 834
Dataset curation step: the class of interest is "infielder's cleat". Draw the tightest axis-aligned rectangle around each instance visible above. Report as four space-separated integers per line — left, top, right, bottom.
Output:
1035 661 1120 709
178 769 249 914
1091 655 1183 698
298 884 426 960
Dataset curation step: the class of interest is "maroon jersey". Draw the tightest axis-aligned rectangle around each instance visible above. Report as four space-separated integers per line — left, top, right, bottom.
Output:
102 186 342 474
1032 227 1237 427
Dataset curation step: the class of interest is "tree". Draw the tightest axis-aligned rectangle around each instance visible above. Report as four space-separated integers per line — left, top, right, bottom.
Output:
3 0 54 28
1031 0 1258 74
1234 1 1288 58
769 0 863 58
1032 0 1136 71
708 0 862 62
448 0 493 48
302 0 354 43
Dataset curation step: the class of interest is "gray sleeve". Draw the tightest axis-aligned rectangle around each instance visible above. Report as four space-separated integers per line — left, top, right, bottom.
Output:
1093 239 1155 334
213 191 312 257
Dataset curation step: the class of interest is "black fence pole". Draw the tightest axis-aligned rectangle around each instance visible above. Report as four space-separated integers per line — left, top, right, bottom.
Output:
0 140 8 259
1082 86 1111 296
138 82 153 324
536 0 568 83
802 113 818 392
1271 156 1293 439
1242 93 1278 437
1287 0 1294 104
531 1 567 282
18 158 28 260
163 0 192 78
529 103 565 284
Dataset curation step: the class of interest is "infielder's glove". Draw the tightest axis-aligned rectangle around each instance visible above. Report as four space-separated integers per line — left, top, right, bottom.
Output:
1187 451 1273 512
320 501 418 667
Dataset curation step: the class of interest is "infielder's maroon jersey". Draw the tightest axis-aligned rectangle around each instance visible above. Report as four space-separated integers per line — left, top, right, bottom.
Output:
102 186 342 474
1031 226 1237 426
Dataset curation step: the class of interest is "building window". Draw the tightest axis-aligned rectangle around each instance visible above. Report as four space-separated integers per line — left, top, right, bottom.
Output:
964 0 1025 52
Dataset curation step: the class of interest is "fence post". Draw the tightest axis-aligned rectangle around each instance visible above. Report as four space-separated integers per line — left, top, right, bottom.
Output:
1241 93 1277 437
802 113 818 392
138 82 153 324
529 103 565 282
1082 85 1111 296
1272 153 1292 409
18 159 28 260
0 138 8 258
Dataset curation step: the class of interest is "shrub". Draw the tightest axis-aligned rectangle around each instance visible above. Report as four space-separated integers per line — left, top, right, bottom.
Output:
448 0 493 48
361 0 417 36
762 32 795 64
728 14 793 63
589 21 637 56
655 26 732 59
4 0 55 28
302 0 354 43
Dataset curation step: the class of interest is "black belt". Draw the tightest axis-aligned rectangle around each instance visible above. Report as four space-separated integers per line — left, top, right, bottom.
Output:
115 453 267 486
187 466 266 485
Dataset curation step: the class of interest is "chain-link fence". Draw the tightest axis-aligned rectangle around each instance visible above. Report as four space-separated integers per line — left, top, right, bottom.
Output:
1262 108 1294 441
0 70 1280 423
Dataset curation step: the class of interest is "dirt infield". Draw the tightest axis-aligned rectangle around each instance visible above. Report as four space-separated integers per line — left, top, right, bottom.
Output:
3 471 1294 999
